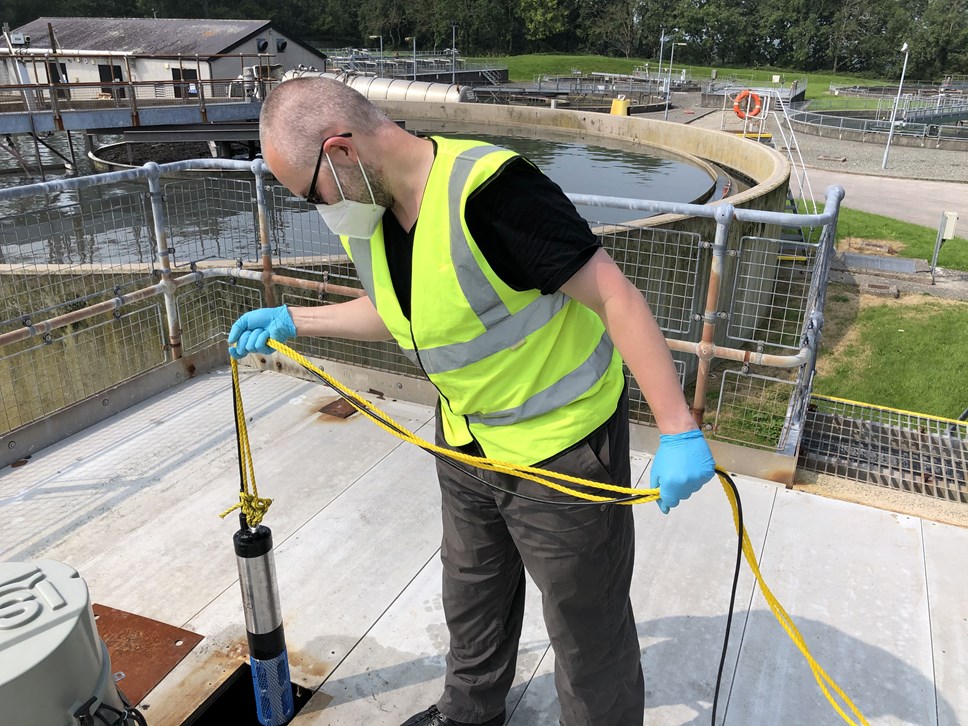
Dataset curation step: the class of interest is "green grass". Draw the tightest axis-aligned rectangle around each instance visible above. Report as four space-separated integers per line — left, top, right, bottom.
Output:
804 96 887 111
470 54 887 100
800 203 968 272
814 289 968 418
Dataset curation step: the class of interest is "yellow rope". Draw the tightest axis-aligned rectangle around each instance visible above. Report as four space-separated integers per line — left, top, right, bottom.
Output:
266 340 659 504
720 479 869 726
231 340 869 725
219 357 273 527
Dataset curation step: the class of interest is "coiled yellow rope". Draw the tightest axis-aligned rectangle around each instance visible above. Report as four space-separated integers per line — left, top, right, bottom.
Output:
226 340 869 725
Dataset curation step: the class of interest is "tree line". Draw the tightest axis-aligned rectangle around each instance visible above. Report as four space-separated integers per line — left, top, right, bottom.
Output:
4 0 967 79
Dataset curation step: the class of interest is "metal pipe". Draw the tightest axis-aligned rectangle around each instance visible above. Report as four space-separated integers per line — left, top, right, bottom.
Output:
124 55 139 126
217 267 365 299
0 282 165 348
252 160 277 307
145 163 182 360
567 192 837 228
195 55 207 123
665 338 811 369
882 42 910 169
0 268 362 352
0 158 257 201
690 205 733 425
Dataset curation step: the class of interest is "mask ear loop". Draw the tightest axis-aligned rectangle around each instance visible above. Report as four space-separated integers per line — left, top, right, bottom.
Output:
323 153 377 206
323 152 347 203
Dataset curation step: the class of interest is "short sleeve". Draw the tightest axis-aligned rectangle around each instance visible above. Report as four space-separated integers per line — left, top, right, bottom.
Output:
464 157 601 294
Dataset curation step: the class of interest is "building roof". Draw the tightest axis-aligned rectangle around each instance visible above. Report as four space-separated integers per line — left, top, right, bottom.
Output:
13 17 280 57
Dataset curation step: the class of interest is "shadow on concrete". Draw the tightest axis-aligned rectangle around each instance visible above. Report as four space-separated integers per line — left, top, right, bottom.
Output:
309 610 956 725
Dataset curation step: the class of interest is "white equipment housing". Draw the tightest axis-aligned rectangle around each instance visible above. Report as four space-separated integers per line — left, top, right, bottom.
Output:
0 559 127 725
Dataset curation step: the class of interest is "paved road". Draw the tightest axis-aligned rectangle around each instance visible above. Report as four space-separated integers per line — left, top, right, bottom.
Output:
805 168 966 228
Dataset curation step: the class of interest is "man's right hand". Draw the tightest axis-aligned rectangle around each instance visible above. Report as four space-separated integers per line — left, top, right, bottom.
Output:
227 305 297 359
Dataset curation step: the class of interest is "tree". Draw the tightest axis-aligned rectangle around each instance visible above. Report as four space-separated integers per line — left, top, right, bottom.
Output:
518 0 568 43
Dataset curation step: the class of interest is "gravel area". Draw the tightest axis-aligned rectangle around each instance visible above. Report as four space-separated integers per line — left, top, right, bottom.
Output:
662 93 968 182
764 117 968 182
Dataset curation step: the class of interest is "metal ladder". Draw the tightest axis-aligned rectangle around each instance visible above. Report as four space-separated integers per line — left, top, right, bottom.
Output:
481 68 502 86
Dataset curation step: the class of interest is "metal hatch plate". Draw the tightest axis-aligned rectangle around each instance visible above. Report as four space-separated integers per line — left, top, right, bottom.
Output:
93 603 204 705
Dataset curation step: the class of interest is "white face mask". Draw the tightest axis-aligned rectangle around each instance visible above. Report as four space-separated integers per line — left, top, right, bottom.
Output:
314 154 386 239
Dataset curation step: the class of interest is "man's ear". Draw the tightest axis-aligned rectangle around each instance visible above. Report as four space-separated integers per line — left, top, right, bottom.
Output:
323 136 354 160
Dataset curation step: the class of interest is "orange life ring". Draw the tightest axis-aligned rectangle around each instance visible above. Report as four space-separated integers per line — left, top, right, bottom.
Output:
733 90 762 119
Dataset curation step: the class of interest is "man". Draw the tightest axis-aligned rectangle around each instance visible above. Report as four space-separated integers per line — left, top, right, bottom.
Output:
229 77 715 726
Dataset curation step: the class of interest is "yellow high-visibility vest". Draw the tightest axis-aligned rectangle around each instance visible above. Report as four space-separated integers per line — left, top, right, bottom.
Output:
342 136 624 465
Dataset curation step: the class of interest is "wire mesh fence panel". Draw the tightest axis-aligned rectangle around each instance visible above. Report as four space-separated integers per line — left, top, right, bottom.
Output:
726 235 819 350
0 305 165 434
268 185 346 274
280 289 422 378
0 192 158 335
597 224 703 337
627 357 686 428
177 279 264 355
801 396 968 503
712 369 796 450
164 178 258 267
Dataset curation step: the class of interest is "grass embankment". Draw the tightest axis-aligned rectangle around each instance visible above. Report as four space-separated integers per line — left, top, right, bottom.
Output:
799 205 968 415
473 54 887 101
814 285 968 419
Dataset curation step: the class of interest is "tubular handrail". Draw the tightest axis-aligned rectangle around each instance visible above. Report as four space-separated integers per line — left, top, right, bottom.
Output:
0 159 843 457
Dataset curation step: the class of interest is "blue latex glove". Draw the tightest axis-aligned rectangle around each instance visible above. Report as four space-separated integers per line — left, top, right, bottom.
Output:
650 428 716 514
227 305 297 359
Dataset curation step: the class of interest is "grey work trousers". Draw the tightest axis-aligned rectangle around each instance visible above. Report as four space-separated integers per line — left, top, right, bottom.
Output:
435 390 644 725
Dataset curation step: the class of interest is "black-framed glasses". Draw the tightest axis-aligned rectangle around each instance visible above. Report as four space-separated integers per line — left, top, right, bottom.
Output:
305 132 353 206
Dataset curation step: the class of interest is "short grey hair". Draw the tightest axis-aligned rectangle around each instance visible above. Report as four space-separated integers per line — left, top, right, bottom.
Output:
260 76 393 167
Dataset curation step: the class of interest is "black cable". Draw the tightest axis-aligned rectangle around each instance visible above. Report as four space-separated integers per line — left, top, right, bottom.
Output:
711 469 744 726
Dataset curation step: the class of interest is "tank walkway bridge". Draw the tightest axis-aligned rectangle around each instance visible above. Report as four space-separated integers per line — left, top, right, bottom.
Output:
0 75 269 178
0 78 266 135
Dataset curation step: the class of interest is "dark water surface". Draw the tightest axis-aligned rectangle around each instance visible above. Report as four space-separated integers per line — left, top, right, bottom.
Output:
0 129 714 265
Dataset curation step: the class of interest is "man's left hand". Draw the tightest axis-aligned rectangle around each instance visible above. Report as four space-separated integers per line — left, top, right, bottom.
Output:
650 429 716 514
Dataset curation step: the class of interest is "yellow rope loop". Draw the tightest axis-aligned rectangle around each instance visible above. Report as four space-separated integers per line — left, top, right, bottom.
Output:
220 491 274 527
266 339 660 503
248 342 867 726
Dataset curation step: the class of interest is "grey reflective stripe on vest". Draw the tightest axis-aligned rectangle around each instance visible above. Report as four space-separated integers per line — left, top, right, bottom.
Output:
418 291 567 375
347 237 376 297
466 332 615 427
449 145 510 328
347 236 418 365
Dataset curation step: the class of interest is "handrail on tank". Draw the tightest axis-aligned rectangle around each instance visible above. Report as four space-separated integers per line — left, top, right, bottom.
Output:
0 160 843 453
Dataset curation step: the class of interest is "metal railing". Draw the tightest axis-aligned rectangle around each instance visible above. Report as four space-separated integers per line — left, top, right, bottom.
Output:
785 106 968 141
322 49 505 80
829 80 967 97
0 160 844 474
808 94 968 115
0 77 280 116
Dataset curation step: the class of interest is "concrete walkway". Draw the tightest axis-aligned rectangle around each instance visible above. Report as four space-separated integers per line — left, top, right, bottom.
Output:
2 367 966 725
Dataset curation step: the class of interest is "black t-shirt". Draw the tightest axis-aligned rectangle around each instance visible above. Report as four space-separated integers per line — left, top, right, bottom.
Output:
382 152 601 319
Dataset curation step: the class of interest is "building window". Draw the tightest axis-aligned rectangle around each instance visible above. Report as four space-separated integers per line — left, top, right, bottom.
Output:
172 68 199 99
97 64 125 100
